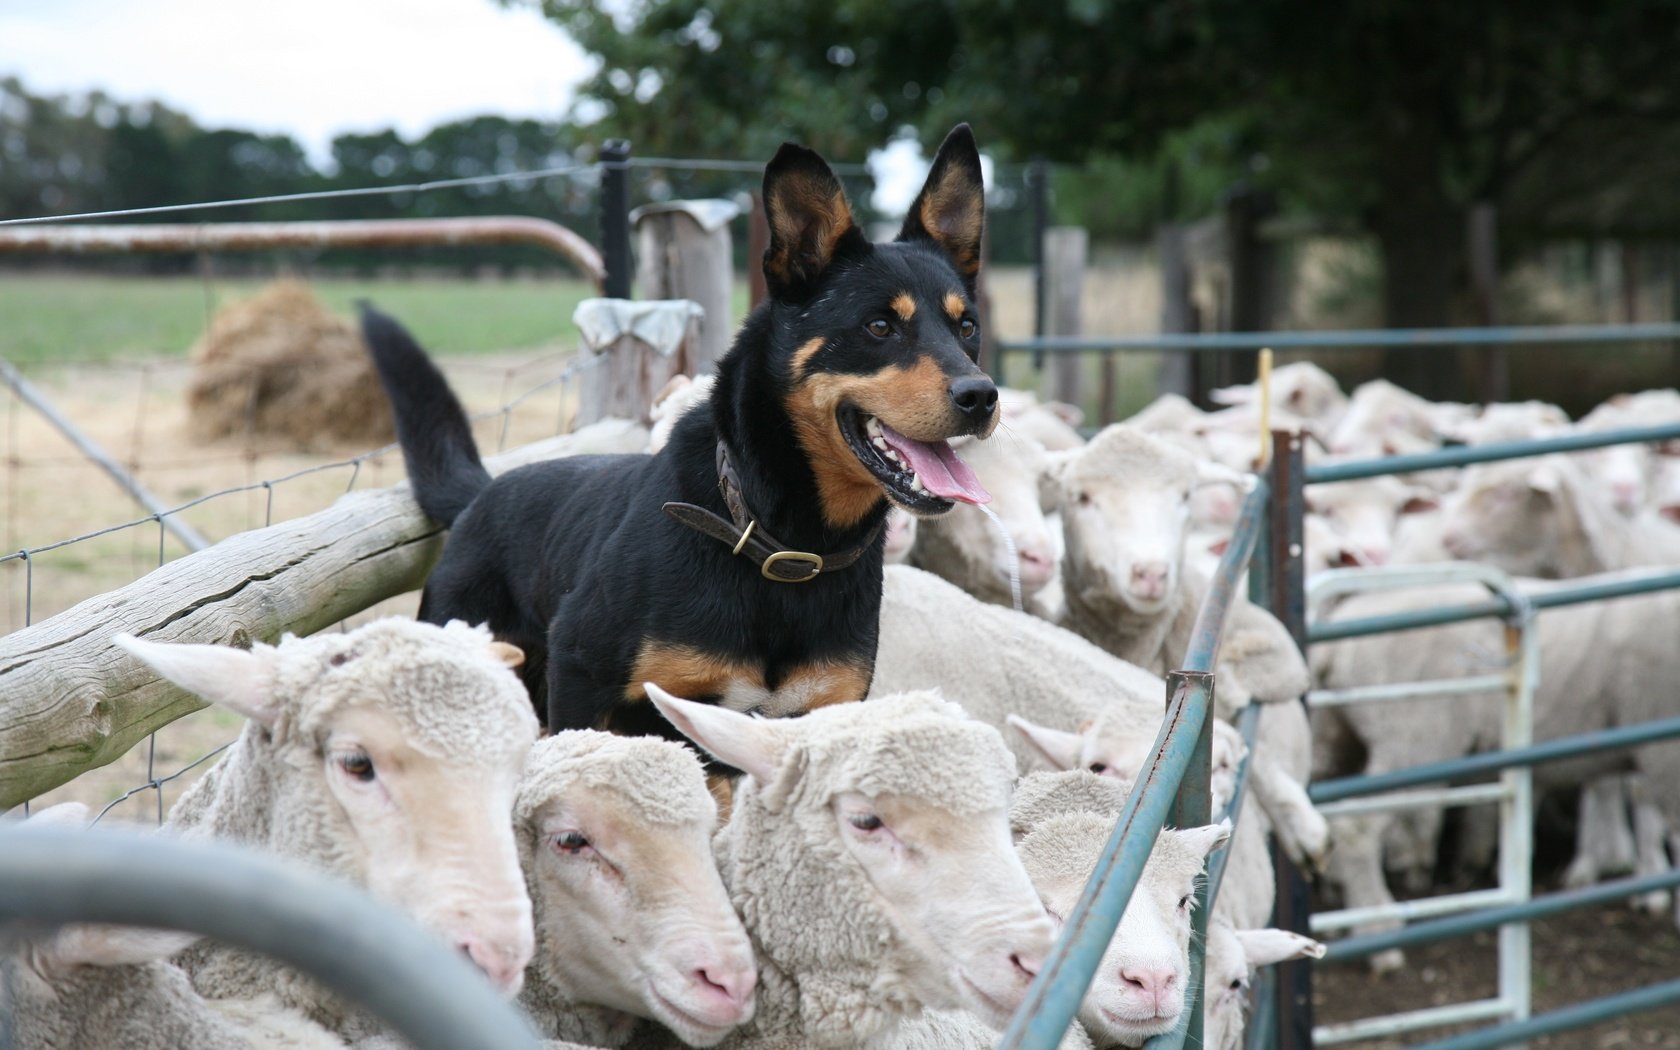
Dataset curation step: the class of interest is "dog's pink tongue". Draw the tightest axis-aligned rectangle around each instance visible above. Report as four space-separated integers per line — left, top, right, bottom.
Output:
878 421 991 504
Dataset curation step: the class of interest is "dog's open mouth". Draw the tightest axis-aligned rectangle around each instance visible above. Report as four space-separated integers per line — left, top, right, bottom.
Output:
838 405 990 513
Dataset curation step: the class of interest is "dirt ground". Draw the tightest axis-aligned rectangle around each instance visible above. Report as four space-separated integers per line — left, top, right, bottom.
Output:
1314 880 1680 1047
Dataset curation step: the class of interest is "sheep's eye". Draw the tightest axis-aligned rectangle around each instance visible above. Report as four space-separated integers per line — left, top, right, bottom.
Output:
959 318 977 339
1076 492 1092 506
337 752 375 783
865 318 893 338
1177 893 1192 910
554 831 591 853
847 813 884 832
1088 762 1108 775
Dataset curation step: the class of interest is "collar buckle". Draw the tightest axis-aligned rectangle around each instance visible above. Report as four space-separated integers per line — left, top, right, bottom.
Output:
761 550 825 583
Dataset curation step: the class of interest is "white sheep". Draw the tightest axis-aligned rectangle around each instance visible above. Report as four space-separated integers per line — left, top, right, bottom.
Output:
641 685 1056 1048
514 731 756 1048
1436 453 1680 577
1436 400 1570 445
870 565 1167 775
1046 424 1316 804
1201 919 1324 1050
1009 770 1231 1048
1315 570 1680 962
0 804 345 1050
909 431 1061 610
1006 713 1286 930
883 507 920 564
115 618 541 1038
999 387 1087 451
1303 476 1438 569
1326 379 1474 457
1576 388 1680 514
1210 361 1349 431
647 374 717 455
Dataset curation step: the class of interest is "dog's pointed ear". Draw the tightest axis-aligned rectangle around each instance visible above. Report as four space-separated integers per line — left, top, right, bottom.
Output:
898 124 985 291
762 143 868 301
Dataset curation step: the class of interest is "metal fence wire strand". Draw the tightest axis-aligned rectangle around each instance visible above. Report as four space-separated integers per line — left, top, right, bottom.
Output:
4 348 601 830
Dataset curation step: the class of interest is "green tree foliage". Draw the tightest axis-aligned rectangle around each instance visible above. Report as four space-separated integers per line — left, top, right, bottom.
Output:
532 0 1680 370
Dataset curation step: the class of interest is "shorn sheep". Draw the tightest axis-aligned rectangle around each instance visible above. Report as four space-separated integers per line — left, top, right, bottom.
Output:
643 686 1056 1049
870 565 1165 775
514 730 757 1047
114 618 541 1039
1009 771 1231 1048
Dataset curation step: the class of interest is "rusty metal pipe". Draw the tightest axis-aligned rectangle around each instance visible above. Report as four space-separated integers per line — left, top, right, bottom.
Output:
0 217 605 288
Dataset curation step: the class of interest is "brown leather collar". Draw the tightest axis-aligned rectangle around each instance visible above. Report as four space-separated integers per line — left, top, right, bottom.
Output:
663 442 885 583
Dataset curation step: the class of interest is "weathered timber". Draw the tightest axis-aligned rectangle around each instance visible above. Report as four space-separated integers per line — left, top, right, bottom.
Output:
0 419 646 809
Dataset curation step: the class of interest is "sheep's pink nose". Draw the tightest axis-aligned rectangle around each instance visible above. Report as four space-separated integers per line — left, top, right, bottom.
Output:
1361 547 1390 566
1611 481 1641 510
457 935 525 995
1129 562 1170 599
1120 966 1178 1013
696 960 757 1008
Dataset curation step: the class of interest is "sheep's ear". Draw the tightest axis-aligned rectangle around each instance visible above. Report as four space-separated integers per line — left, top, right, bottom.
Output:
1194 459 1256 492
761 143 868 301
36 926 201 975
1528 462 1564 495
645 683 787 784
897 124 985 291
1233 928 1326 967
487 640 525 669
1399 490 1440 515
114 634 280 728
1176 819 1233 860
1005 715 1085 771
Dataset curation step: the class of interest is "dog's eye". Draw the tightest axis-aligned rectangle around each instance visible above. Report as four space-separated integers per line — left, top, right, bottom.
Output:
865 318 893 338
959 318 977 339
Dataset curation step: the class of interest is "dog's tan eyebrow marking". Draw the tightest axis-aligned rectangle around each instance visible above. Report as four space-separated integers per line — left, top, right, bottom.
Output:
891 293 917 322
944 291 965 320
791 336 827 378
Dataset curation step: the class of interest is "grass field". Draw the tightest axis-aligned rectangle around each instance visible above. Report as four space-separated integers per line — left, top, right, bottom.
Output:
0 272 636 365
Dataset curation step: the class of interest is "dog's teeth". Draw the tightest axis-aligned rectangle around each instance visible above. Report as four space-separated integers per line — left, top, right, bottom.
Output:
871 436 891 452
910 474 928 494
865 416 882 437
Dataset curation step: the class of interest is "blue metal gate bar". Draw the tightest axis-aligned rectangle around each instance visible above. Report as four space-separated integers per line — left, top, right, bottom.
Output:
997 322 1680 356
1409 979 1680 1050
1308 715 1680 804
1321 868 1680 963
998 479 1270 1049
1304 422 1680 485
0 824 543 1050
1308 566 1680 644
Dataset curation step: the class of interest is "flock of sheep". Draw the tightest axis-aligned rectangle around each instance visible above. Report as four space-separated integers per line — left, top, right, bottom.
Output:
6 360 1678 1049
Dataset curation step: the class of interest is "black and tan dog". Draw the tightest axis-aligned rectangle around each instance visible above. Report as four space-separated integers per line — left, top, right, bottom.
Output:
362 124 998 742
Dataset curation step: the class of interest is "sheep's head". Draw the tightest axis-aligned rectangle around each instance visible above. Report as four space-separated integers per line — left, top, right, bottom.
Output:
1050 426 1243 616
916 433 1060 597
648 685 1054 1039
1017 811 1229 1044
1203 921 1325 1050
1304 476 1437 569
115 618 539 995
883 507 920 564
1210 361 1347 424
515 731 755 1046
1008 714 1246 812
1437 455 1610 576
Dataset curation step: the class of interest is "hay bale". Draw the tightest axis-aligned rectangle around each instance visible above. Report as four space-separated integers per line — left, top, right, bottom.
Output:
185 280 394 449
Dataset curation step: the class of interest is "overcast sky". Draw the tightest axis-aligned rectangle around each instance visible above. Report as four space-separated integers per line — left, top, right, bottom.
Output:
2 0 594 164
1 0 935 212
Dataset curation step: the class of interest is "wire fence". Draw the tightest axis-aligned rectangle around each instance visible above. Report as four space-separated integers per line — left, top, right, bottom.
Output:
2 342 605 824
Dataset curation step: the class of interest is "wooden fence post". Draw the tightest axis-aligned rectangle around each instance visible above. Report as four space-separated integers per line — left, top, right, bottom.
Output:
631 199 740 375
1043 226 1088 407
598 140 633 300
572 298 705 426
1468 202 1509 403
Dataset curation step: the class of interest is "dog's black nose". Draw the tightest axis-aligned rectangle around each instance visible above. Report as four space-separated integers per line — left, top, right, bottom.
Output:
948 375 999 425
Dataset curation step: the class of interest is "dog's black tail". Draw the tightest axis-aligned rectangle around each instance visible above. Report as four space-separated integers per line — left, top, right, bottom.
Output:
359 303 491 527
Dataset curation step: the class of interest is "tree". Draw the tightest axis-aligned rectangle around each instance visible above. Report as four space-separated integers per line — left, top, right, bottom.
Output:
531 0 1680 392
